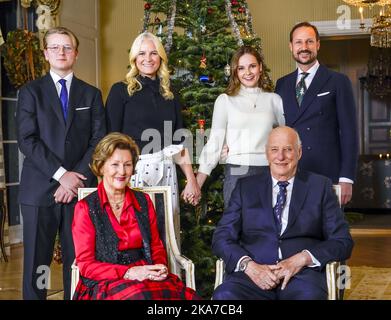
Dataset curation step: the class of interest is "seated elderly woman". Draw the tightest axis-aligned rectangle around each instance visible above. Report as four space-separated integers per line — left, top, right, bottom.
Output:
71 132 199 300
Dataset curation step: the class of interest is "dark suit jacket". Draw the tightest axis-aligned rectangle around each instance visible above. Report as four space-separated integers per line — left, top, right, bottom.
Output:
212 170 353 287
16 73 106 206
275 65 359 183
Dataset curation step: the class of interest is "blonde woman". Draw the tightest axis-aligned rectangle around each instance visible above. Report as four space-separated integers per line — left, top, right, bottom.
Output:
106 32 200 223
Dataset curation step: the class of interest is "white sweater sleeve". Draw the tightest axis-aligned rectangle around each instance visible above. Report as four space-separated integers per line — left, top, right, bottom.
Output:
273 94 285 126
198 94 228 175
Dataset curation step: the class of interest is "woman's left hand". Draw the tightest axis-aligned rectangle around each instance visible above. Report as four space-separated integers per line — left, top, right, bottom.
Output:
181 178 201 206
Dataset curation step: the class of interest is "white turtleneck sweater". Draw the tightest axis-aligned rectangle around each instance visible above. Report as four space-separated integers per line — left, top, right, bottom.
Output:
198 85 285 175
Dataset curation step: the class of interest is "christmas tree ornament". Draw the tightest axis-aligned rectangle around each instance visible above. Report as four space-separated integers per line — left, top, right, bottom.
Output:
198 119 206 135
231 0 239 7
157 24 163 35
224 64 231 77
199 75 209 82
144 2 151 10
187 30 193 39
199 53 207 69
238 7 245 13
207 7 213 14
200 24 207 33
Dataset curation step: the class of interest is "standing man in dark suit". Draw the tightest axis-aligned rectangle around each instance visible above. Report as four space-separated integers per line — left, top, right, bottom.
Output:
212 126 353 300
16 27 106 300
275 22 359 206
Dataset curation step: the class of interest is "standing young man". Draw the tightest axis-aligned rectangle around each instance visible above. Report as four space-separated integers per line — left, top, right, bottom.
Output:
16 27 106 300
275 22 359 205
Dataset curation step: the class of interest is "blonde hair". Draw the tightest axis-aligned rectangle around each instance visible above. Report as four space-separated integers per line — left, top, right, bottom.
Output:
90 132 140 177
125 32 173 100
43 26 79 51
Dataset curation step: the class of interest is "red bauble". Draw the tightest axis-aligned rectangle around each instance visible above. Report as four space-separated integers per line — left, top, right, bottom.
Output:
198 119 206 134
238 7 245 13
144 2 151 10
207 7 213 14
231 0 239 6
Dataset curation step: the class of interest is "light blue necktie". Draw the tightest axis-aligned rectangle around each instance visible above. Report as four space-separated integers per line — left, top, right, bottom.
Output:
59 79 68 121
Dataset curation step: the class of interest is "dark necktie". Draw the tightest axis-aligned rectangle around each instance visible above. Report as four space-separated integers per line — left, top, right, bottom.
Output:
296 72 309 106
273 181 289 233
59 79 68 121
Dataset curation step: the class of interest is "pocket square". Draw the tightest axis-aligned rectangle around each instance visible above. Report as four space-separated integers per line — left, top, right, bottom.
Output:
75 107 91 111
317 92 330 97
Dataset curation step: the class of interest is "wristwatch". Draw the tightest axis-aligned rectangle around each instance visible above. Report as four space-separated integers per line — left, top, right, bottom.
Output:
239 257 253 272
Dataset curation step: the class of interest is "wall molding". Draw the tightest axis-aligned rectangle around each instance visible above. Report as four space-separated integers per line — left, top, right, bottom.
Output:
312 19 371 37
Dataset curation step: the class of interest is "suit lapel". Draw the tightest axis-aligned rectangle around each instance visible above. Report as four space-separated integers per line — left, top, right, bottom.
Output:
42 74 66 129
284 170 309 234
294 65 332 122
283 71 300 126
65 76 83 134
259 172 278 233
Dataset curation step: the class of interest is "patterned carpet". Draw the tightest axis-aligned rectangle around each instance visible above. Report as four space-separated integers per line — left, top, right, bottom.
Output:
345 266 391 300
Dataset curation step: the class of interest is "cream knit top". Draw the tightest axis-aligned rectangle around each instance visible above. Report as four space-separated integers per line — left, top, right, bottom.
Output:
198 85 285 175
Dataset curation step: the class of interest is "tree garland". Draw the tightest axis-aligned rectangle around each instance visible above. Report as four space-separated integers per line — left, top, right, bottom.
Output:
225 0 243 46
164 0 177 54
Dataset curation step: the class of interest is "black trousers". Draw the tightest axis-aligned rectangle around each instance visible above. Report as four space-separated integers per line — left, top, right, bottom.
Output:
21 202 76 300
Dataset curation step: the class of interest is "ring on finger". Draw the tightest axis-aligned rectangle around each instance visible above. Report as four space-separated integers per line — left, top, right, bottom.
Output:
148 274 153 280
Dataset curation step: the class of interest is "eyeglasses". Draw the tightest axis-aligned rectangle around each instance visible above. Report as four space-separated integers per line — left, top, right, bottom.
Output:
46 45 74 53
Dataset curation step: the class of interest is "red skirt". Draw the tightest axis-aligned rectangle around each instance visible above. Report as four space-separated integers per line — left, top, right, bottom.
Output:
73 273 200 300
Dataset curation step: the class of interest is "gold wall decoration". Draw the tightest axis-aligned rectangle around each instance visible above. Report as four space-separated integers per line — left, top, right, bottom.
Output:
20 0 33 8
35 0 62 49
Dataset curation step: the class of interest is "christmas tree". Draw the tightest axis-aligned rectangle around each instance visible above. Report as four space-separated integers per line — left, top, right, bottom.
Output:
142 0 273 298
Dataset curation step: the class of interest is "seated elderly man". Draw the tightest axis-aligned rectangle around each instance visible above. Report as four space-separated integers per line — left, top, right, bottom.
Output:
212 126 353 300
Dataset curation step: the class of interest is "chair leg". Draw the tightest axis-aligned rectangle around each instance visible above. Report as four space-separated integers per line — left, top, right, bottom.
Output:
0 204 8 262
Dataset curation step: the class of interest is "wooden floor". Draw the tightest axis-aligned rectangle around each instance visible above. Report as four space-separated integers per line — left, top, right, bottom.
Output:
1 214 391 300
0 245 63 300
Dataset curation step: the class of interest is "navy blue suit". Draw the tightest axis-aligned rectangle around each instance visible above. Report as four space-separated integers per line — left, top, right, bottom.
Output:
275 65 359 183
16 73 106 300
212 170 353 300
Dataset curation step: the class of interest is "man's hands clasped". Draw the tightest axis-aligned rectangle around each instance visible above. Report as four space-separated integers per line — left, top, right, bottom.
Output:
54 171 87 204
245 251 312 291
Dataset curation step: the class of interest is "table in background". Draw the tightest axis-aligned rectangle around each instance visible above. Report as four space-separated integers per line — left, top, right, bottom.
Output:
347 155 391 210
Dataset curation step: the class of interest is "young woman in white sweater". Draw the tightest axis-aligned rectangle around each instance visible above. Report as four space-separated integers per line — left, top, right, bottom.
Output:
196 46 285 208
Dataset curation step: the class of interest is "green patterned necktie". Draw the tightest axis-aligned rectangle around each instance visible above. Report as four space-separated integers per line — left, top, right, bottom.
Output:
296 72 309 106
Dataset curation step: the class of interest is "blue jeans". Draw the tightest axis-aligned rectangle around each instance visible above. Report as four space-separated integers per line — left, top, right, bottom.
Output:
223 164 268 208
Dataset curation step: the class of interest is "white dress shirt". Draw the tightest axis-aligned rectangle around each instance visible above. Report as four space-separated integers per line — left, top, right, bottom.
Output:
50 70 74 181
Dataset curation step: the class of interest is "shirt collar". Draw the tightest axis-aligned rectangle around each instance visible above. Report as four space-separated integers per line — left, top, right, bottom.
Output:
97 181 141 212
297 60 319 80
271 176 295 189
50 70 74 84
240 84 262 94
